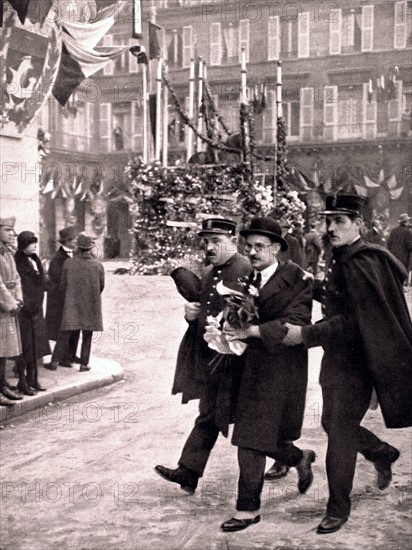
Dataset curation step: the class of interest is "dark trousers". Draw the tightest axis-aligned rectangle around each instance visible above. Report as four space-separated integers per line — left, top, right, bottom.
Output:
0 357 6 387
322 384 391 518
52 330 79 363
71 330 93 366
179 381 220 476
236 443 304 512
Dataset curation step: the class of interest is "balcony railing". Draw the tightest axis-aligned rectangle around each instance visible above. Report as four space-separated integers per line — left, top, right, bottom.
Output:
52 132 94 152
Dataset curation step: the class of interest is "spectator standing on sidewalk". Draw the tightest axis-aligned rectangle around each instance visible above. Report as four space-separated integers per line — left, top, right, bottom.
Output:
0 217 24 406
45 226 79 371
14 231 50 394
283 194 412 535
60 233 104 372
387 213 412 285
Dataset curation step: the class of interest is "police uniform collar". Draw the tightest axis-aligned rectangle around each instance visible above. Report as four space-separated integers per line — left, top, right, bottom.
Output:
213 252 240 271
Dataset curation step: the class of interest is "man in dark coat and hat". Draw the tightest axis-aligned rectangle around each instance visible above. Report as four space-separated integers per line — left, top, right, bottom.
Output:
220 217 315 532
45 226 79 370
284 194 412 535
387 213 412 271
155 218 251 494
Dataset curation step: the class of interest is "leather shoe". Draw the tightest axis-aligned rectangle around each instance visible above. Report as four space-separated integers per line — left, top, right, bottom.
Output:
43 362 58 371
317 515 348 534
30 382 46 391
154 465 198 494
59 361 73 368
0 394 16 407
1 386 23 400
296 450 316 494
374 446 400 490
221 515 261 532
3 381 18 391
17 381 36 396
79 364 91 372
264 461 290 480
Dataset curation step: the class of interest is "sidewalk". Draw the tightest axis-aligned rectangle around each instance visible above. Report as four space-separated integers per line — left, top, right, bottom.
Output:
0 358 124 424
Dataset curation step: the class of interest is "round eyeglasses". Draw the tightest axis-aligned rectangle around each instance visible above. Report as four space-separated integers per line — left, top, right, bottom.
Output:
243 242 273 253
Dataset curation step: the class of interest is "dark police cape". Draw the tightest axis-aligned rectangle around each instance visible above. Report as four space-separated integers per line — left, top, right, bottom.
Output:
310 242 412 429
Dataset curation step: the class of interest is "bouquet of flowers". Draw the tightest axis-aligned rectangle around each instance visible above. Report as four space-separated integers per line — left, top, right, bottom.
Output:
204 279 260 357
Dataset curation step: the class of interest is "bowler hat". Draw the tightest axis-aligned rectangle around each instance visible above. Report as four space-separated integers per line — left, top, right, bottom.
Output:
59 226 77 243
170 267 201 302
197 218 237 237
0 216 16 228
77 233 95 250
17 231 38 250
322 194 365 216
398 213 411 224
240 217 288 251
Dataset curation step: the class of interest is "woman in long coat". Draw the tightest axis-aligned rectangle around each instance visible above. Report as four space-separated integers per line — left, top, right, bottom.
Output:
14 231 50 394
60 233 104 371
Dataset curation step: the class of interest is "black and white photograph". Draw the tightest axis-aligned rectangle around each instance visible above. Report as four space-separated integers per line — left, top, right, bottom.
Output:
1 0 411 548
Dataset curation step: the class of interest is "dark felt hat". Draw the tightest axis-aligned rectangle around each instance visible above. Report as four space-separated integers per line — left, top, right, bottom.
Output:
322 194 366 216
197 218 237 237
77 233 95 250
170 267 201 302
59 226 77 243
17 231 38 250
240 217 288 251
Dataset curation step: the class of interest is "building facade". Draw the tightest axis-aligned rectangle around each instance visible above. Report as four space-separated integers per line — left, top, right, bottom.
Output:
39 0 412 256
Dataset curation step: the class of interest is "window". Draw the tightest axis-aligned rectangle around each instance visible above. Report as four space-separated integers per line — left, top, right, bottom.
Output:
223 23 237 62
394 1 407 49
210 22 222 65
239 19 250 62
362 82 377 139
361 5 374 52
100 103 112 152
262 89 276 144
131 100 143 151
337 86 362 139
298 12 310 58
281 20 297 58
102 35 114 75
329 8 341 54
182 26 193 68
284 101 300 140
268 16 280 60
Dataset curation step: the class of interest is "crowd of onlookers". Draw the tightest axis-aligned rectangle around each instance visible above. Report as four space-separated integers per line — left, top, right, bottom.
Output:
0 218 104 408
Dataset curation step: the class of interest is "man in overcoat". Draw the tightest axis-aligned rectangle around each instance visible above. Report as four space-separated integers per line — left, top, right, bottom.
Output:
45 226 79 370
284 194 412 534
220 217 315 532
0 217 23 406
155 218 251 493
387 213 412 272
60 233 104 371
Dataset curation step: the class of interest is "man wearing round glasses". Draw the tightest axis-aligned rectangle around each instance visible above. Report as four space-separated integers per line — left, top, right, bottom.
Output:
220 216 314 532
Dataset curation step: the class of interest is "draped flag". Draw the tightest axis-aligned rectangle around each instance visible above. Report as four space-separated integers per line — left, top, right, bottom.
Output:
147 21 162 145
52 0 132 105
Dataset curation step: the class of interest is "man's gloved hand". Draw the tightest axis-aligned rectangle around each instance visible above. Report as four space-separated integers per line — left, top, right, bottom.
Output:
282 323 303 345
184 302 201 321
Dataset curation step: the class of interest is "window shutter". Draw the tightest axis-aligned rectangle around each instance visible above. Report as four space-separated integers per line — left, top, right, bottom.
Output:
210 22 222 65
100 103 112 152
388 80 403 135
362 82 377 138
268 16 280 60
298 12 310 58
263 89 276 144
329 8 341 54
102 35 114 75
394 2 407 49
361 5 374 52
86 102 93 149
300 87 313 140
182 26 193 68
132 100 142 151
323 85 338 141
239 19 250 62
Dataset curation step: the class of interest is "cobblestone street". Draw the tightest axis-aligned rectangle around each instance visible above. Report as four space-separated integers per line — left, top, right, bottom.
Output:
1 271 411 550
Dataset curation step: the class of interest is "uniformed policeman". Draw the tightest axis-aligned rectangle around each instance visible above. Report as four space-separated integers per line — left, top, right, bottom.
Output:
155 218 251 493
